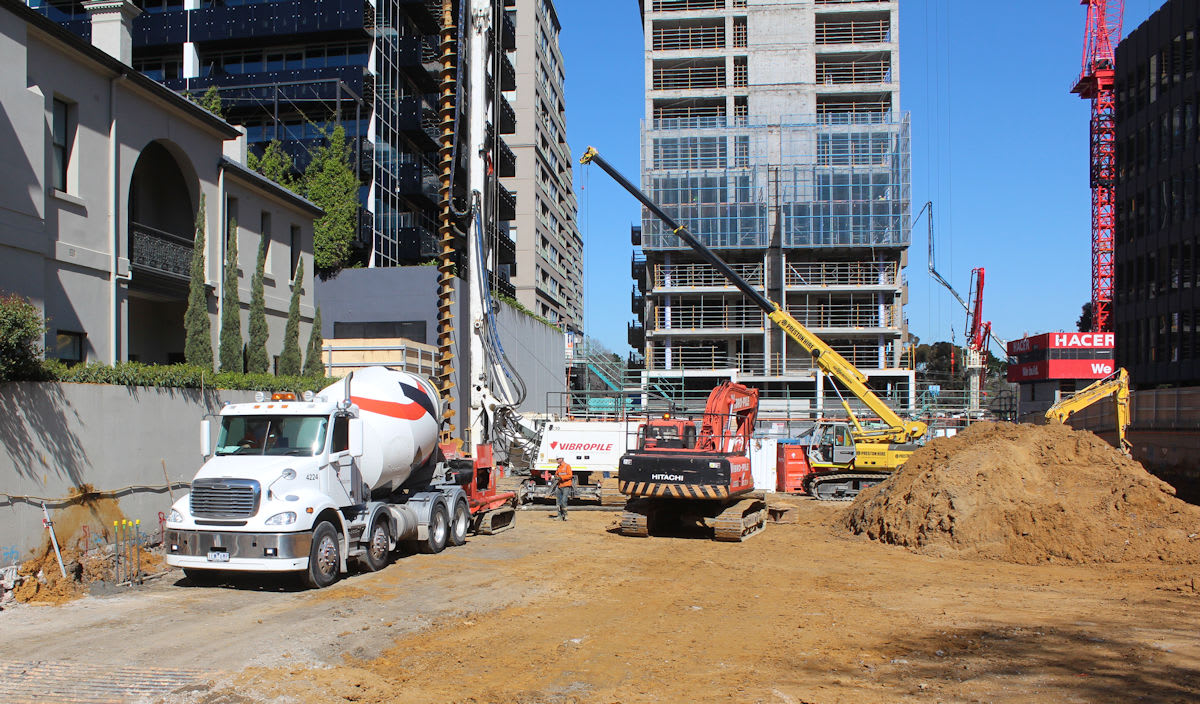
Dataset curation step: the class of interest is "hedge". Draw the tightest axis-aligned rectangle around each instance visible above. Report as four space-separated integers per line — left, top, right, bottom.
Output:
37 360 337 393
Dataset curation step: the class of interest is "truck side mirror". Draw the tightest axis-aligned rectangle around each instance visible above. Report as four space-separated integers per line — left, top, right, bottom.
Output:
200 419 212 458
348 418 363 457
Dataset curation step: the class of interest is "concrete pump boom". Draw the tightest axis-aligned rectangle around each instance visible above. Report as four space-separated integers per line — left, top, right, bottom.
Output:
580 146 927 445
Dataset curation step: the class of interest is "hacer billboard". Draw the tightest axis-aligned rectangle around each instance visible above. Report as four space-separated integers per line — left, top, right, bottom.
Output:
1006 332 1115 382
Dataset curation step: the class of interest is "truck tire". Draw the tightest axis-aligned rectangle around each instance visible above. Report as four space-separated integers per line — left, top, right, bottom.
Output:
418 502 449 554
302 521 341 589
449 500 470 547
361 515 391 572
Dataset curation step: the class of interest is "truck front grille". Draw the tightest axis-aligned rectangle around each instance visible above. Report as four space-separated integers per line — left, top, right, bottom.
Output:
190 478 261 518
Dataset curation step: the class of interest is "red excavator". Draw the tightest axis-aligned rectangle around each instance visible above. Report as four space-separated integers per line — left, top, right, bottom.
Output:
617 381 765 541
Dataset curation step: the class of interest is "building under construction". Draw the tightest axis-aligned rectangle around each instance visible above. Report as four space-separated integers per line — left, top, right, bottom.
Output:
632 0 912 420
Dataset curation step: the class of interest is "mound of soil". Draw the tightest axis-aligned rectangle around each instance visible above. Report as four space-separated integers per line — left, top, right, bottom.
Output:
844 422 1200 564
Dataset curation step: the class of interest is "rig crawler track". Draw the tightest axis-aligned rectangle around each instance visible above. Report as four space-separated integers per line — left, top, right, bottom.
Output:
811 473 888 501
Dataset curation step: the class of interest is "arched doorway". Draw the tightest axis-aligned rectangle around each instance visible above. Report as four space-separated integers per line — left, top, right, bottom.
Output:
127 140 198 364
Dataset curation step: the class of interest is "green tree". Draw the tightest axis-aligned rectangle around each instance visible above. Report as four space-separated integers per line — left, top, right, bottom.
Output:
218 219 243 372
247 140 296 190
1077 301 1093 332
184 195 213 369
246 232 270 374
303 307 324 378
278 258 304 376
0 293 46 381
303 125 359 275
197 85 223 118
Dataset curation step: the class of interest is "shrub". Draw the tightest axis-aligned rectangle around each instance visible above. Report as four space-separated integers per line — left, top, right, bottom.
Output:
0 293 47 382
41 359 334 392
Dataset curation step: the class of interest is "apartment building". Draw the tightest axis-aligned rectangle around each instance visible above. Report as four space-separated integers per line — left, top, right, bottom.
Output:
634 0 912 418
34 0 518 289
502 0 582 331
1114 0 1200 387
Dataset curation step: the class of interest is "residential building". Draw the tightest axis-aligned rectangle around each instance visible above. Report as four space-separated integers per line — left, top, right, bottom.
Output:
1 0 320 366
634 0 912 418
502 0 582 331
33 0 518 289
1114 0 1200 387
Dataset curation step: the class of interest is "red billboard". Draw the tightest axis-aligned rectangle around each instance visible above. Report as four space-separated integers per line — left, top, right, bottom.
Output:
1007 332 1115 382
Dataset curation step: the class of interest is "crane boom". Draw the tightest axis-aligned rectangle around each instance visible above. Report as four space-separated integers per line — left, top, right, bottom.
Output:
1044 367 1131 456
580 146 926 445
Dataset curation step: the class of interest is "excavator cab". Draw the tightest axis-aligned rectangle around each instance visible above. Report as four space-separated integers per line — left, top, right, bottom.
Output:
808 422 856 467
637 418 697 450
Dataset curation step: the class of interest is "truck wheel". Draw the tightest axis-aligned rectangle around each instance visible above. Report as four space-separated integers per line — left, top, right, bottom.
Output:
361 515 391 572
449 500 470 546
418 503 449 554
303 521 341 589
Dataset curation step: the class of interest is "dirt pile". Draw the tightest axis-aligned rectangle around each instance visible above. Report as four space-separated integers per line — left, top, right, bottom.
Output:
9 485 165 605
845 422 1200 564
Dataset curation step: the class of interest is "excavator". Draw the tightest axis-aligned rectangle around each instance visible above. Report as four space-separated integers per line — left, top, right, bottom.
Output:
618 381 763 540
1044 368 1131 456
580 146 929 516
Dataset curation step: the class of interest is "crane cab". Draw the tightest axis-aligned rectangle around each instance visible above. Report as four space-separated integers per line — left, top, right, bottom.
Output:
637 416 697 451
807 422 857 467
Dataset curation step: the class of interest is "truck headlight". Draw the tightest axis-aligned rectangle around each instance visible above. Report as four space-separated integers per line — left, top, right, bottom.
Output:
169 509 183 523
264 511 297 526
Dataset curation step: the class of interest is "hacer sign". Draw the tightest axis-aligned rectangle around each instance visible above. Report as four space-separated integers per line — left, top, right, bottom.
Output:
1050 332 1115 348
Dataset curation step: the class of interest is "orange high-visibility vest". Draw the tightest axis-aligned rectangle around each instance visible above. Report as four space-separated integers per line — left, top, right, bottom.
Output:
555 461 574 488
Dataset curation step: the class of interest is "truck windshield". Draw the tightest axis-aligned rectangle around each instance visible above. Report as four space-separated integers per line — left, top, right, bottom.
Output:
215 415 329 456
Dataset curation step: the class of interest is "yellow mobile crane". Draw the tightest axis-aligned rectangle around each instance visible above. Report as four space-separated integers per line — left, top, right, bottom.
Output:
1044 368 1131 456
581 147 927 500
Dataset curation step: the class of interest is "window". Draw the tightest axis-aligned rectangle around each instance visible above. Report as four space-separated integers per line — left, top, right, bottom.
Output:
55 330 85 365
260 211 273 276
52 99 73 192
331 416 349 453
290 225 301 280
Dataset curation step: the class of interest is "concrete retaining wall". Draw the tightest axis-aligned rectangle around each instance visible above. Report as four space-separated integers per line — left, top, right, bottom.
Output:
0 381 256 566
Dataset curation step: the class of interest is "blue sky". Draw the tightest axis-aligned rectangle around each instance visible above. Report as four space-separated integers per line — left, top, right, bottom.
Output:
555 1 1161 356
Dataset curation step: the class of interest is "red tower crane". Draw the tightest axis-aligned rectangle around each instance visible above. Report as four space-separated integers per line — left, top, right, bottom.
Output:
1071 0 1124 333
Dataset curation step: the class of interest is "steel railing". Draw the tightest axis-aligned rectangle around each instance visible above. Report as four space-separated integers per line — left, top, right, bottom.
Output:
815 19 890 44
785 261 899 287
654 261 764 288
816 59 892 85
653 24 725 51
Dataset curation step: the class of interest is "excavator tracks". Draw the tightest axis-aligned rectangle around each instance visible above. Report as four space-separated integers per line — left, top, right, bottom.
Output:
811 473 888 501
618 499 652 537
711 498 767 542
598 478 628 507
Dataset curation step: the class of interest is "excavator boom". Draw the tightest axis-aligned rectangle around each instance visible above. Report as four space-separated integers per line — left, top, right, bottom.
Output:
581 146 926 445
1045 368 1131 455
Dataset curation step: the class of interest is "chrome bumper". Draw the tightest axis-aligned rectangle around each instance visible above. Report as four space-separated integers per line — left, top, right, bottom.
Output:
165 529 312 560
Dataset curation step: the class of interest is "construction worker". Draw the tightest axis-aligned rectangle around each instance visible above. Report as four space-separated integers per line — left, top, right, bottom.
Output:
553 457 573 521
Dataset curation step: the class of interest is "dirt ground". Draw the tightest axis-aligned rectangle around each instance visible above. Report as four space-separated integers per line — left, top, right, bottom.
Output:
2 500 1199 704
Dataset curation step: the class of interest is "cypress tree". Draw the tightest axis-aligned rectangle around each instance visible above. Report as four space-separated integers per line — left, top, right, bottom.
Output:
246 232 270 373
303 307 324 377
218 219 243 372
278 258 304 376
183 195 213 369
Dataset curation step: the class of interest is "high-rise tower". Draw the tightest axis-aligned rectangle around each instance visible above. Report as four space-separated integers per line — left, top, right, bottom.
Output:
634 0 912 418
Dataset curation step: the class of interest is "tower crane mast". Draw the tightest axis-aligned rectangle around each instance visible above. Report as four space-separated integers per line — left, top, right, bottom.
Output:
1071 0 1124 333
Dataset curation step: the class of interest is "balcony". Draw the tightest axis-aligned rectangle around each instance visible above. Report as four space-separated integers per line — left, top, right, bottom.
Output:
653 262 763 289
652 23 725 51
499 52 517 92
396 35 441 92
129 222 193 283
653 61 725 91
784 261 899 289
816 55 892 85
497 182 517 221
396 96 440 150
651 303 765 332
488 124 517 178
135 0 365 47
501 10 516 51
496 94 517 134
651 0 726 11
783 302 900 331
628 322 645 348
397 162 440 206
815 17 890 45
396 223 439 260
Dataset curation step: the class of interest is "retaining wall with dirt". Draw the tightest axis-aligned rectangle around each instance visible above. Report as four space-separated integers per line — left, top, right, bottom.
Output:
0 381 254 567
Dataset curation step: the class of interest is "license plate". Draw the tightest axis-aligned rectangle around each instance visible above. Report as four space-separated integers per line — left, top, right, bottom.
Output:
207 550 230 563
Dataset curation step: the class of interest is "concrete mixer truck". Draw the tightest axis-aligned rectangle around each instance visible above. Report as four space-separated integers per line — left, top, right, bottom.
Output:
164 366 515 588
